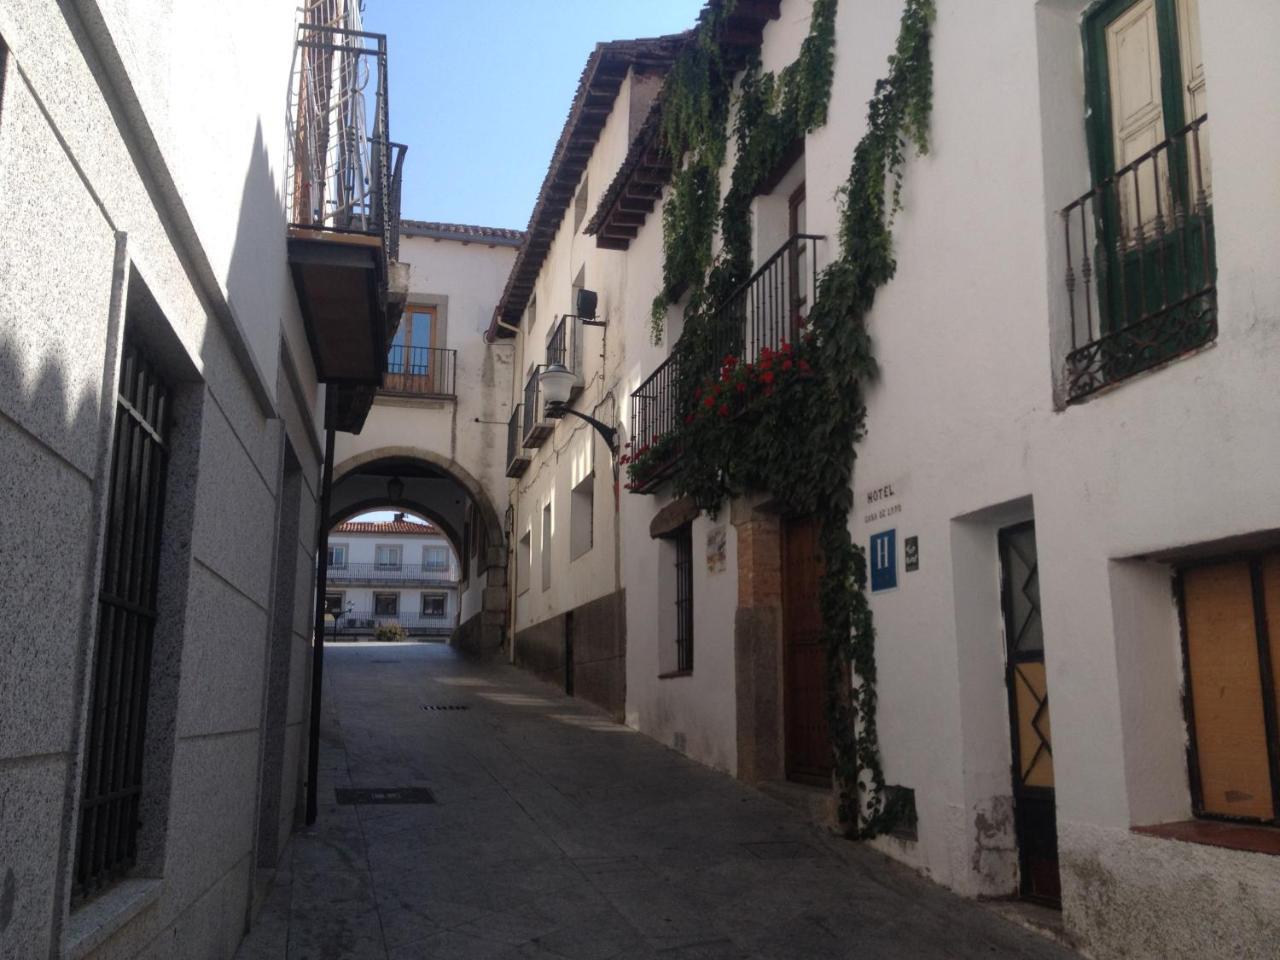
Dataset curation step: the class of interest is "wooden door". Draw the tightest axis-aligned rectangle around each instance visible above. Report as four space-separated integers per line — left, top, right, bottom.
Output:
999 522 1061 906
783 515 832 785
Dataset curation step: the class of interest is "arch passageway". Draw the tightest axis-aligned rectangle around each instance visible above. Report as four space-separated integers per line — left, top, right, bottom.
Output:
329 447 508 657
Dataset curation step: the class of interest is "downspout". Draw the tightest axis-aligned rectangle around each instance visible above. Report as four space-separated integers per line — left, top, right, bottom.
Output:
485 308 522 342
305 422 336 825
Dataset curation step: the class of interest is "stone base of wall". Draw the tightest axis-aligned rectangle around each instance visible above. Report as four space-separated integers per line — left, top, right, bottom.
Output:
450 609 503 658
514 589 626 720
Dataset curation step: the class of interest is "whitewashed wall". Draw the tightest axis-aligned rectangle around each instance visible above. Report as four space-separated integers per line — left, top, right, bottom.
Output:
508 70 645 637
615 0 1280 956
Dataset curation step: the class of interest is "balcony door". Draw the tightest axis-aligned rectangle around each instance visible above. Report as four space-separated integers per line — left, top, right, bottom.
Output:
385 305 439 394
1084 0 1213 341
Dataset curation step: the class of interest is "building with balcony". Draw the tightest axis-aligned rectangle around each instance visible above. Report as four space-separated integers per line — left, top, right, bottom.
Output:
490 34 688 720
0 0 405 955
491 1 1280 957
324 514 461 637
327 220 523 659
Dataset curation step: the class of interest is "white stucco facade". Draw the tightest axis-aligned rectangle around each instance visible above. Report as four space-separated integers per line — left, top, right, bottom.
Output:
331 226 520 653
325 517 461 636
497 1 1280 956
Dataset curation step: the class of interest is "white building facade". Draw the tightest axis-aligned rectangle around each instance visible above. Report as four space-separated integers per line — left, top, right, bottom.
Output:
325 515 461 637
494 1 1280 957
329 223 522 658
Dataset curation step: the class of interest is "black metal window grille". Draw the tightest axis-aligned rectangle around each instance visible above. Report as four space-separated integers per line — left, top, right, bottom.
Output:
674 524 694 672
74 339 172 901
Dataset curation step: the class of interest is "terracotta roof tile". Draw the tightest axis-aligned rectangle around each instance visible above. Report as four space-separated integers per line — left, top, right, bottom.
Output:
332 520 441 535
400 220 526 246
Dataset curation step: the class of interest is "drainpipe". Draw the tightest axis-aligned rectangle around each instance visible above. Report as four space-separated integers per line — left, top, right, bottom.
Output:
484 309 522 342
305 423 336 825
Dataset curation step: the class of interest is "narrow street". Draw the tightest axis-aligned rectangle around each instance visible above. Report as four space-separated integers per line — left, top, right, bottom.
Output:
236 644 1077 960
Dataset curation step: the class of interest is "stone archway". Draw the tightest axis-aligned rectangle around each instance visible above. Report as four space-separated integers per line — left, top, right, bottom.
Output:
329 446 508 657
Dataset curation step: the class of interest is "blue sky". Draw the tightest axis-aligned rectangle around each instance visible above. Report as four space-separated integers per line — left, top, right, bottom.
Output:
362 0 704 231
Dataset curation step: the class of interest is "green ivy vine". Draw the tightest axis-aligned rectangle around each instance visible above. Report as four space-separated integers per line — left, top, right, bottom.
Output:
642 0 936 838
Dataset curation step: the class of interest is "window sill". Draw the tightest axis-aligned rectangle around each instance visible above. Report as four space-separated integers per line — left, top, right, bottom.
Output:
64 878 162 960
658 669 693 680
1133 820 1280 857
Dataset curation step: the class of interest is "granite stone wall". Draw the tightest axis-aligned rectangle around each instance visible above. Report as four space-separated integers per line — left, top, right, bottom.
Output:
514 589 626 720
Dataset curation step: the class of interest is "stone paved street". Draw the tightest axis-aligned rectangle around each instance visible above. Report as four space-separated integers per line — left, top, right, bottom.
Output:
236 643 1078 960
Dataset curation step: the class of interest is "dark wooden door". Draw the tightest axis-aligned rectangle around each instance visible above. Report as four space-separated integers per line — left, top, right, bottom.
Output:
999 521 1061 906
783 515 832 785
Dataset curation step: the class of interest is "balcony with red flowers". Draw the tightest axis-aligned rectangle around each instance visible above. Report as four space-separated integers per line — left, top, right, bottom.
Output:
625 234 822 494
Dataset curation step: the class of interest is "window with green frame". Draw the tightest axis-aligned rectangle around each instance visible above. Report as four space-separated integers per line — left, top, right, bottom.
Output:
1065 0 1215 399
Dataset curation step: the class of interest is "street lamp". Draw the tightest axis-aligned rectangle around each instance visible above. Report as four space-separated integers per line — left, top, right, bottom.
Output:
540 363 618 456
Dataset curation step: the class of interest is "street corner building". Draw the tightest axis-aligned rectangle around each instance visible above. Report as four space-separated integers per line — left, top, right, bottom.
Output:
492 1 1280 959
0 0 407 955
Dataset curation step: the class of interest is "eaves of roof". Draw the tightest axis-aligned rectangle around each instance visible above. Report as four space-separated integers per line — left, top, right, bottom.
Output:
486 33 688 340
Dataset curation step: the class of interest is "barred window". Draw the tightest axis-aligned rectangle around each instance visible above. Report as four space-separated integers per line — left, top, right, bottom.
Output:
74 339 173 900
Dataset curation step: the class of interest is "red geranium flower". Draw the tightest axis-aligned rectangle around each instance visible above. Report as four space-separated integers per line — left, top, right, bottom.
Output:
780 341 792 354
736 382 746 394
760 371 775 385
703 395 715 409
684 413 695 424
798 359 811 373
782 359 792 371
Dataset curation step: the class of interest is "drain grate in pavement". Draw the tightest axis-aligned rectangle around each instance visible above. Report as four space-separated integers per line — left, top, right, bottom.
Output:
421 704 469 711
739 840 821 860
335 787 435 805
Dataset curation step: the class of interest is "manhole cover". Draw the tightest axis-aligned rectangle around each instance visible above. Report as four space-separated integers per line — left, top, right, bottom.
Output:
739 841 820 860
335 787 435 805
421 704 469 711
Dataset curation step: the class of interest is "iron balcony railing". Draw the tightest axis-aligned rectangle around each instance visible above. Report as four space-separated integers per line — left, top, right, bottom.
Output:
328 562 455 585
286 14 405 257
1061 115 1215 402
506 404 531 478
627 234 822 493
523 366 553 447
382 345 456 397
709 234 822 365
628 351 683 493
